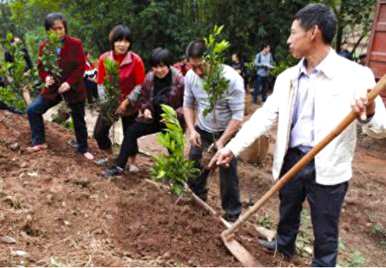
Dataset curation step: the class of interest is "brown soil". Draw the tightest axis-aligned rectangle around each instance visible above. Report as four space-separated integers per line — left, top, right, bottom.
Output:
1 98 386 266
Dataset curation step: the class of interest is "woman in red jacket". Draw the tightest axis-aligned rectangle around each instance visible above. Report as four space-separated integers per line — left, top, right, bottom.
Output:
93 25 145 170
26 13 93 160
104 48 184 176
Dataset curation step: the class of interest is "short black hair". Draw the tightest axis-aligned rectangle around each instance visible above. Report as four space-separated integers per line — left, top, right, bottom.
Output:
109 25 132 50
186 39 207 59
44 13 68 33
150 47 173 67
294 3 336 44
261 44 270 50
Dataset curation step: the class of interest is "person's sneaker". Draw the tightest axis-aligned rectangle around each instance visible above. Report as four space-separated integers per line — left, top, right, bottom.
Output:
95 158 109 166
67 139 78 149
128 164 139 173
258 239 278 253
103 166 124 177
223 213 239 223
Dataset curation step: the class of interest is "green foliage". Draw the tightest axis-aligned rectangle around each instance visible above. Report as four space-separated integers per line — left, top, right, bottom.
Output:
41 31 62 80
202 25 230 117
1 0 377 74
0 32 38 111
99 58 121 124
346 250 366 267
257 213 274 229
371 223 386 250
270 56 297 77
1 33 26 89
0 86 26 111
151 104 199 196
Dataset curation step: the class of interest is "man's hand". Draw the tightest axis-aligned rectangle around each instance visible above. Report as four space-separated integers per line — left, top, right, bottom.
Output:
116 99 129 115
58 82 71 94
352 90 375 121
189 128 201 148
45 76 55 87
143 109 153 119
208 147 235 169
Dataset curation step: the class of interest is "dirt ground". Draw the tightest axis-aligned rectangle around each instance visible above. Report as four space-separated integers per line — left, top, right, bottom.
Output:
0 98 385 266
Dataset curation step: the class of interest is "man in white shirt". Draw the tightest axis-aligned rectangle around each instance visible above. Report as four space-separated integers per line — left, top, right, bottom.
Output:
212 3 386 267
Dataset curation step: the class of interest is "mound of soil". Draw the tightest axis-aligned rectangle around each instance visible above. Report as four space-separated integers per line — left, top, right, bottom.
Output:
112 181 238 266
0 110 286 266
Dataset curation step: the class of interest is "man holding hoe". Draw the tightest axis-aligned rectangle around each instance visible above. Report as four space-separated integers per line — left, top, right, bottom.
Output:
211 3 386 267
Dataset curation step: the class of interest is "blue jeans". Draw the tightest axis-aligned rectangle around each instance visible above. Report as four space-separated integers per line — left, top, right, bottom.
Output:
253 74 268 103
27 95 89 153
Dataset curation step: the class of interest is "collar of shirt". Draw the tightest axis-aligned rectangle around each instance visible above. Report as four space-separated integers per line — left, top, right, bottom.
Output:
296 48 337 80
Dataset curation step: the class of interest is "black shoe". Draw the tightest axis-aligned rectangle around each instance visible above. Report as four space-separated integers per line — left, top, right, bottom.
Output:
258 239 278 253
258 239 293 259
223 213 239 223
103 166 124 177
67 139 79 149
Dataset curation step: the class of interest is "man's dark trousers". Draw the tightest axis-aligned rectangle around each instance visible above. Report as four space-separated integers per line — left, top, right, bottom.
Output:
188 126 242 219
276 148 348 267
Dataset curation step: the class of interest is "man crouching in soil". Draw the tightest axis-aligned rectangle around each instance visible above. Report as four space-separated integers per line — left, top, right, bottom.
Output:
211 3 386 267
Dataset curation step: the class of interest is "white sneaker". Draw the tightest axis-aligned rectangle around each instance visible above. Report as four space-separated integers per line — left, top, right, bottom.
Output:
129 164 139 173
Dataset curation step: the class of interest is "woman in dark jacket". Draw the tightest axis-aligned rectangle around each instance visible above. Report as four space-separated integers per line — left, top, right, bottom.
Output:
26 13 93 160
104 47 184 176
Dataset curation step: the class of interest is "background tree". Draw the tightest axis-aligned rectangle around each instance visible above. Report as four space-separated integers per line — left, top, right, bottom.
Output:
1 0 378 72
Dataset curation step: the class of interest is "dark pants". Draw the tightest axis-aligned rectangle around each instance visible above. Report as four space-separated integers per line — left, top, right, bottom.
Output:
188 126 241 218
93 113 137 150
253 74 268 103
84 79 98 104
276 148 348 267
27 95 89 153
116 120 163 168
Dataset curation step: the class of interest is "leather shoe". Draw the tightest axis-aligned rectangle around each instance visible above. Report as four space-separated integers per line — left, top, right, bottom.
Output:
258 239 278 253
223 213 239 223
103 166 124 177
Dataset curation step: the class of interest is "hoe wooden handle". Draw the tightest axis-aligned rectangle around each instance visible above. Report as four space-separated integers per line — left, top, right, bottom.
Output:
223 74 386 239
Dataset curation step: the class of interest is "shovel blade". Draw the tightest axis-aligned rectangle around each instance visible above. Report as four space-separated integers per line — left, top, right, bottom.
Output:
221 233 261 267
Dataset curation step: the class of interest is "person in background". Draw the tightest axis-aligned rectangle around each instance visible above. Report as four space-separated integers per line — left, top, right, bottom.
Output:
26 13 94 160
84 51 98 104
104 47 184 176
173 55 192 76
93 24 145 170
212 4 386 266
253 44 274 103
338 43 352 60
358 53 367 66
4 36 33 72
230 52 248 92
